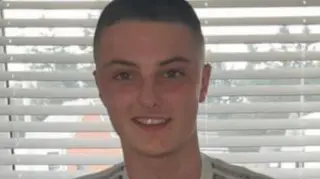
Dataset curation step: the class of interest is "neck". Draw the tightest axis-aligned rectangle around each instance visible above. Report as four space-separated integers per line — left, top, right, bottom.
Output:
122 134 202 179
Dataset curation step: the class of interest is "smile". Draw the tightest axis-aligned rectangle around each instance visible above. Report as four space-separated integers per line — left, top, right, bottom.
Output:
135 118 168 125
132 117 172 130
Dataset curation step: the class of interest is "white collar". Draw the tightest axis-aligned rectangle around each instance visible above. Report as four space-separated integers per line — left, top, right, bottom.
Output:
121 152 211 179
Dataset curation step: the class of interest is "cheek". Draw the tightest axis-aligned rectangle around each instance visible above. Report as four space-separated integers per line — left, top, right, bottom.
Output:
98 84 137 111
160 79 198 99
101 92 136 128
99 79 137 97
157 77 195 93
161 83 199 114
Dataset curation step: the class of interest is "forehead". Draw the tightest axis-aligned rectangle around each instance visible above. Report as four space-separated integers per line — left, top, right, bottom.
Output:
96 20 200 65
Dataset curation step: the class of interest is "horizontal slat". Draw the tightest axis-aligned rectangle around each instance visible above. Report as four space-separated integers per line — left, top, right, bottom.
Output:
1 169 319 179
0 86 255 97
2 16 320 28
0 71 94 81
0 37 93 46
2 85 320 98
2 52 320 64
0 105 107 115
1 102 320 115
200 102 320 114
1 136 320 148
0 54 93 63
0 155 121 165
211 85 320 96
202 16 320 26
2 152 320 165
0 88 98 98
1 0 320 9
2 34 320 45
0 121 118 132
1 172 77 179
207 52 320 62
1 68 320 81
0 18 215 27
1 118 320 132
0 0 208 9
0 105 105 115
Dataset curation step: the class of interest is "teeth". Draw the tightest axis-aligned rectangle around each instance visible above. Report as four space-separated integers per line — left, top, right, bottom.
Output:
136 118 167 125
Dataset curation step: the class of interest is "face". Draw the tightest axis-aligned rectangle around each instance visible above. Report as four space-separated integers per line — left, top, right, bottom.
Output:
94 20 211 156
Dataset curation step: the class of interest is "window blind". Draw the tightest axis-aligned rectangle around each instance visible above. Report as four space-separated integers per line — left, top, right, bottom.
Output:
1 0 320 179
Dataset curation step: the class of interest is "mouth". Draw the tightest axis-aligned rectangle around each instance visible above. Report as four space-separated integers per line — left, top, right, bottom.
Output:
132 116 172 131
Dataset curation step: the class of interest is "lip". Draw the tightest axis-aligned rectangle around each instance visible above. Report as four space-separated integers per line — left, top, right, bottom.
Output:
132 116 170 120
131 116 172 131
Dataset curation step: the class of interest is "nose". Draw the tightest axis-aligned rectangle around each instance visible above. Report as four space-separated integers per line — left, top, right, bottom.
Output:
138 81 159 108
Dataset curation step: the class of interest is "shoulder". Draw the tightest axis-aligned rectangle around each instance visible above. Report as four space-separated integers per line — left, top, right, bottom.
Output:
74 163 125 179
203 153 274 179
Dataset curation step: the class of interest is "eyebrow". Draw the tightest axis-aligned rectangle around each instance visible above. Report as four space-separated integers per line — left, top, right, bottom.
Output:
159 56 191 66
102 59 138 69
101 56 190 69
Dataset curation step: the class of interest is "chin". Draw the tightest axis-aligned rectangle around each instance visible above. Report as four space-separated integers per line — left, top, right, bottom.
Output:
133 144 180 158
138 149 174 158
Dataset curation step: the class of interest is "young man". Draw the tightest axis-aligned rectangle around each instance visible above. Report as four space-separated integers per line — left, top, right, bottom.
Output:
77 0 274 178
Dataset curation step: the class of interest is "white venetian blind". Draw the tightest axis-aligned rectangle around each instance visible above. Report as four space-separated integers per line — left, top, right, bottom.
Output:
1 0 320 179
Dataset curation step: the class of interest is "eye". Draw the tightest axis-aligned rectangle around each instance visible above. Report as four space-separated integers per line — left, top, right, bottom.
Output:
163 69 185 79
112 72 133 80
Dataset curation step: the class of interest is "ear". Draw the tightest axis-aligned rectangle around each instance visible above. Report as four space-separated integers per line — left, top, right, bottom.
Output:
93 70 98 87
93 70 102 99
199 64 211 103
